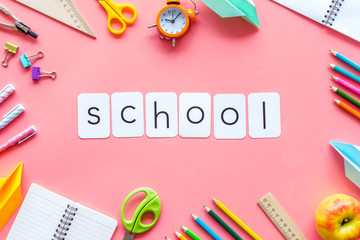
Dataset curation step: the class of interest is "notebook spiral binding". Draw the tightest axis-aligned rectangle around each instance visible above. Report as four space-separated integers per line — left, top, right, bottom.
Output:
52 204 78 240
322 0 345 26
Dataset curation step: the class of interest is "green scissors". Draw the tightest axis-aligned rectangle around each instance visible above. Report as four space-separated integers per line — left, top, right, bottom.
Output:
121 187 161 240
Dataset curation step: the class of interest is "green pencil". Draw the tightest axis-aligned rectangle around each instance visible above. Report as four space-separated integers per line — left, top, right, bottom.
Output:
204 206 243 240
180 226 201 240
330 86 360 108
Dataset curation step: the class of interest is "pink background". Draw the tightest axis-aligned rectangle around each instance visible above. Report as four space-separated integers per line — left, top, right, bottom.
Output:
1 0 360 239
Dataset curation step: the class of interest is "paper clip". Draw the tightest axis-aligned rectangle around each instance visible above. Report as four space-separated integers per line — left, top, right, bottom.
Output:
0 84 15 104
19 50 44 68
2 42 18 67
0 104 25 130
32 67 56 80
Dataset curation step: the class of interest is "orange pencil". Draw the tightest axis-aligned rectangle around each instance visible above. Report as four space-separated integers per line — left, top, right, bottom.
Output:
333 99 360 120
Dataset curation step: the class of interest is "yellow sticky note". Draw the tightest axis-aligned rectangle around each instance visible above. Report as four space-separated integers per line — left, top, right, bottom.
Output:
0 162 23 230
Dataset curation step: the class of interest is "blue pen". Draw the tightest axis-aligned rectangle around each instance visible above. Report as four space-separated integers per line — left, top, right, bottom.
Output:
329 64 360 83
191 214 222 240
330 50 360 72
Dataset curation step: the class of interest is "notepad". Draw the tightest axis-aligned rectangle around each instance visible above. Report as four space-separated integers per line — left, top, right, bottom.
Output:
7 184 117 240
272 0 360 42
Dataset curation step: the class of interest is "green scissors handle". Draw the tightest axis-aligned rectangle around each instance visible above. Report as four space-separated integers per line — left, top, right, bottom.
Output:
121 187 161 234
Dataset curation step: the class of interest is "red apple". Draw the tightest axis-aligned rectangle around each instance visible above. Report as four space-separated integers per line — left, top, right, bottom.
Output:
315 194 360 240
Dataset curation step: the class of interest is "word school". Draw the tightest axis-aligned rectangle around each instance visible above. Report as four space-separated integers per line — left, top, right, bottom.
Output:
78 92 281 139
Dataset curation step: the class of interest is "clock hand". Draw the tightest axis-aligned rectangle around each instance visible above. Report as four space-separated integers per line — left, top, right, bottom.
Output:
164 19 172 22
174 12 181 21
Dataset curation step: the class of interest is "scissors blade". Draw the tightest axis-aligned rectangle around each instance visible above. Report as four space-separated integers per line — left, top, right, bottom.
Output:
123 230 136 240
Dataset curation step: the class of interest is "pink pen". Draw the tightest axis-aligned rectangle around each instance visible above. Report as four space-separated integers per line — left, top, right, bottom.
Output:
0 125 36 153
332 76 360 96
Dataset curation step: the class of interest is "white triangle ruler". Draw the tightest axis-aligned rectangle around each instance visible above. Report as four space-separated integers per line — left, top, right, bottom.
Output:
15 0 96 38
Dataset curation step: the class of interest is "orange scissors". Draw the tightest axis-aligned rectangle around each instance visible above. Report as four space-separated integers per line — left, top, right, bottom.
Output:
98 0 137 35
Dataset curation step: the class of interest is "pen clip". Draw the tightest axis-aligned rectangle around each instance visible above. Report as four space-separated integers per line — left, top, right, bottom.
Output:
18 127 36 144
4 104 23 118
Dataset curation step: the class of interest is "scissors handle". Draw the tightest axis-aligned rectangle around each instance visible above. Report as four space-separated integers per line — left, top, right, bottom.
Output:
99 0 137 35
121 187 161 234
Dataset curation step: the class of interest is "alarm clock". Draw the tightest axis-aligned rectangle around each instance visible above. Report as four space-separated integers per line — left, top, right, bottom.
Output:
148 0 199 47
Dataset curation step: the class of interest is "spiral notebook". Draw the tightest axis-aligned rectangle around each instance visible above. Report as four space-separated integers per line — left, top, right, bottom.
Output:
272 0 360 42
7 184 117 240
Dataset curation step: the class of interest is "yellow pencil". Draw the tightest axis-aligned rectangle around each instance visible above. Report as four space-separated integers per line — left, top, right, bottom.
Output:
212 198 262 240
175 230 188 240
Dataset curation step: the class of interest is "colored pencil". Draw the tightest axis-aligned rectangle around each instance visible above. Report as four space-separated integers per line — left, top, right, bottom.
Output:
330 86 360 108
332 76 360 96
212 198 262 240
333 99 360 120
181 226 201 240
175 230 188 240
204 206 243 240
165 237 173 240
329 64 360 83
330 50 360 72
191 214 222 240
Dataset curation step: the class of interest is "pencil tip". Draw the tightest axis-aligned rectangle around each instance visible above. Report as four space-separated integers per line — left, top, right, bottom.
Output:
329 50 337 56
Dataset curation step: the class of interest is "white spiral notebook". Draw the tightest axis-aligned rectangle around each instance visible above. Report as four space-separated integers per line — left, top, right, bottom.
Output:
272 0 360 42
7 184 117 240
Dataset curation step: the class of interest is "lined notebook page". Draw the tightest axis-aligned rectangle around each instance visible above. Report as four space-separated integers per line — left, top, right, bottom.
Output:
65 203 117 240
332 0 360 42
7 184 70 240
7 184 117 240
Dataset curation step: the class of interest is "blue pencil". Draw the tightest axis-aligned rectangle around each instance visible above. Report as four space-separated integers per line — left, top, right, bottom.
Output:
329 64 360 83
330 50 360 72
191 214 222 240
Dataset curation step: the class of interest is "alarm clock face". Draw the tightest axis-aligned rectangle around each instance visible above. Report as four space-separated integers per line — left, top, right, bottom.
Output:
156 6 189 38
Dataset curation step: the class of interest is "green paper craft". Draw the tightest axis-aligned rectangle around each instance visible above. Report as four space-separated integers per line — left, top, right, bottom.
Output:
201 0 260 27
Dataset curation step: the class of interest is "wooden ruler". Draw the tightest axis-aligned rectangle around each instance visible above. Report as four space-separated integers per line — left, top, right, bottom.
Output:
258 193 307 240
15 0 96 38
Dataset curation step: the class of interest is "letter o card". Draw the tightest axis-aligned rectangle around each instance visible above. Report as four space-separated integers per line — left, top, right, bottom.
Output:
179 93 211 138
78 93 110 139
214 94 246 139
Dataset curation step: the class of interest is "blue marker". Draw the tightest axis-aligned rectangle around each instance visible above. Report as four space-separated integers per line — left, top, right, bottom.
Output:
191 214 222 240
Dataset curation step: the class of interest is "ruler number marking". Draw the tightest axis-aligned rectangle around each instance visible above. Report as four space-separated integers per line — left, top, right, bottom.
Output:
258 193 307 240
